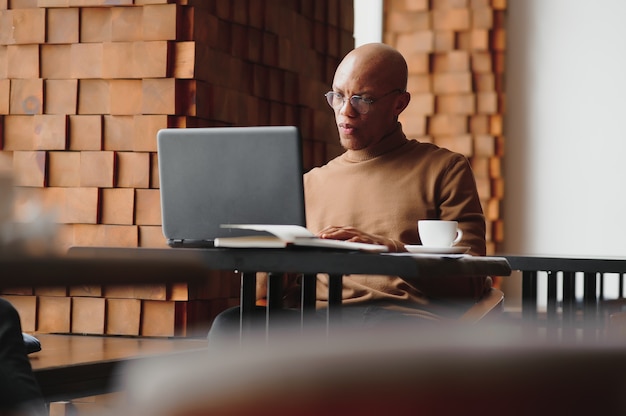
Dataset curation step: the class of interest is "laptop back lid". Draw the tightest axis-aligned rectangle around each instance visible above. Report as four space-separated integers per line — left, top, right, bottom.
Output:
157 126 305 247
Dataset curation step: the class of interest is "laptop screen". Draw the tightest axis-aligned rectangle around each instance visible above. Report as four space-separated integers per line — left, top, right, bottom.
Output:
157 126 305 246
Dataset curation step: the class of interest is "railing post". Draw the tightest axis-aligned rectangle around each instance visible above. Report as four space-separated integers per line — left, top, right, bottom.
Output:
301 273 317 330
583 272 599 341
327 274 343 335
240 271 257 341
545 271 559 340
561 271 576 341
266 272 283 341
522 270 538 322
546 271 558 321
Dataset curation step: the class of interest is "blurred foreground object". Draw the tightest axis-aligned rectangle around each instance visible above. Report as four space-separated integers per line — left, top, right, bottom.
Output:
0 172 60 257
115 325 626 416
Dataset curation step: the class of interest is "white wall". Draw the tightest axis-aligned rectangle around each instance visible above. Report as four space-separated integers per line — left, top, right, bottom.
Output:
504 0 626 257
353 0 383 46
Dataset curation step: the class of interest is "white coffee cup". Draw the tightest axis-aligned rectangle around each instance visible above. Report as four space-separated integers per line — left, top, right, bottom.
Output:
418 220 463 247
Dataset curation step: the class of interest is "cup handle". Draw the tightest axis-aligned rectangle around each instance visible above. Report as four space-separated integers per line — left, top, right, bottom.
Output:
452 229 463 246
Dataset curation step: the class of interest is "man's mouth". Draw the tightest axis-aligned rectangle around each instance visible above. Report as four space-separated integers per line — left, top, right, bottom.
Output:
339 123 355 134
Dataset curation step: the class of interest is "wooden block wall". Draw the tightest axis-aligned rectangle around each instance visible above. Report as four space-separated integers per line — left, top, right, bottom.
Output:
0 0 354 337
385 0 506 254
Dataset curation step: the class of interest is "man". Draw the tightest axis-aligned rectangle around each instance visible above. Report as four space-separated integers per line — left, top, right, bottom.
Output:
0 298 46 415
302 42 488 319
208 43 488 339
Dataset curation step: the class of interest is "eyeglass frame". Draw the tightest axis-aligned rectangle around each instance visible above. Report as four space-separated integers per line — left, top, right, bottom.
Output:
324 88 405 115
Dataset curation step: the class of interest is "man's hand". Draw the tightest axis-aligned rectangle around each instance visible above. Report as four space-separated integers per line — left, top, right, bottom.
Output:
317 225 403 252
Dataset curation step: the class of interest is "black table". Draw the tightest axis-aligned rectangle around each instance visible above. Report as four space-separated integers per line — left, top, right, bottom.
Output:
66 247 511 334
0 252 210 287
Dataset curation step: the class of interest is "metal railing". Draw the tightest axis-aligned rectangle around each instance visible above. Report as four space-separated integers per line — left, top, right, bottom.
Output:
503 255 626 340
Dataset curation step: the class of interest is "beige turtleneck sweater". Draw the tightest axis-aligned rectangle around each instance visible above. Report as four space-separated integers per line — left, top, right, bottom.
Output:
303 124 488 317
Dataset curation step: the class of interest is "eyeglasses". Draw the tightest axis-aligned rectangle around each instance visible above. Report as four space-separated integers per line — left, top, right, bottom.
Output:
324 89 403 115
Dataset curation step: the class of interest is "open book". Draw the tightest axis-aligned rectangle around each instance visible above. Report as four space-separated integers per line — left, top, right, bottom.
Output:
214 224 389 252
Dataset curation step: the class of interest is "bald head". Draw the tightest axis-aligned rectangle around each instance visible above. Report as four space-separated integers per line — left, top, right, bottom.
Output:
328 43 411 151
334 43 408 93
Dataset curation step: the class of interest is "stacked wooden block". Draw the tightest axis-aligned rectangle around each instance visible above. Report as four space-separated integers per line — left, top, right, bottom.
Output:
385 0 506 254
0 0 354 336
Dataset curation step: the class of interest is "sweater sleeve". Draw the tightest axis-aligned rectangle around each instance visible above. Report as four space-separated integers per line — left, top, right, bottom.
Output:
437 154 486 257
415 154 489 302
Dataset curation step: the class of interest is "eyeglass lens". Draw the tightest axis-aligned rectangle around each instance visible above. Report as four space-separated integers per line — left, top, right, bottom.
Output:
325 93 369 114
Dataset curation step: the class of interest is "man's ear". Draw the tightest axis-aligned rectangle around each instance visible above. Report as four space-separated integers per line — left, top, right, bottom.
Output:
394 91 411 116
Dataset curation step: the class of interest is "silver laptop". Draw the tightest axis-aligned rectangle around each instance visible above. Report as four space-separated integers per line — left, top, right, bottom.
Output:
157 126 306 248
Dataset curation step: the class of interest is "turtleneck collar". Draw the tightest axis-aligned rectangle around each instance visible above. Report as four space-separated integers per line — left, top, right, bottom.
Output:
343 123 409 162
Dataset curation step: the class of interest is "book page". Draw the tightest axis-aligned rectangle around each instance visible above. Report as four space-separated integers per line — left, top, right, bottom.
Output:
220 224 314 242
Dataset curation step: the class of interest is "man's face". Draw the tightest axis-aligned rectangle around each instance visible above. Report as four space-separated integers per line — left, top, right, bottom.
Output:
330 57 407 151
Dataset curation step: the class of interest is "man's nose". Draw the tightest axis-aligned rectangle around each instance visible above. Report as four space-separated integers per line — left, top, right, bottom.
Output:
338 97 357 116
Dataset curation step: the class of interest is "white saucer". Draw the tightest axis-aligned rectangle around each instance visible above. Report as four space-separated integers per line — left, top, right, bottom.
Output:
404 245 470 254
